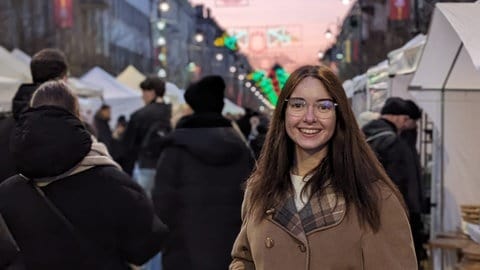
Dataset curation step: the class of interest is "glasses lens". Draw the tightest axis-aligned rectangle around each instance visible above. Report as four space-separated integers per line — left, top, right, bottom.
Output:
286 98 336 118
287 98 305 114
317 100 335 112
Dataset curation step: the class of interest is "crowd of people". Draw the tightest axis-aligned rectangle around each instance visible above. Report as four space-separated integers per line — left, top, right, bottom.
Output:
0 48 427 270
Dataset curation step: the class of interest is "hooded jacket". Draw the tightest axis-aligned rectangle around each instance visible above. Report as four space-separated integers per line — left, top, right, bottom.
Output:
152 113 254 270
0 84 39 183
0 106 168 270
362 118 422 214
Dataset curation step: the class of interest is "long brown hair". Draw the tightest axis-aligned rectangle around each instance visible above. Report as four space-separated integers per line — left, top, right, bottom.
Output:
246 65 403 232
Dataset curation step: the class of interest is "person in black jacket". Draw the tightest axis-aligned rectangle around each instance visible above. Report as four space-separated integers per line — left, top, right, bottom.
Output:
93 104 113 151
121 76 172 194
362 97 425 267
0 48 68 184
0 81 168 270
152 75 254 270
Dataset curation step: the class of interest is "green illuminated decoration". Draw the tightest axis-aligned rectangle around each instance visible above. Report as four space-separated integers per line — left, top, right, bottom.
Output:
214 33 239 51
248 69 278 105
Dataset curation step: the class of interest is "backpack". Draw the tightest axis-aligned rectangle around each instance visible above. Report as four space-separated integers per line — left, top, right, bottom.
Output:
140 120 172 160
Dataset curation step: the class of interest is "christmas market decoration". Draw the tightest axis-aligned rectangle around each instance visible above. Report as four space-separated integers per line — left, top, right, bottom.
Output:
214 33 239 51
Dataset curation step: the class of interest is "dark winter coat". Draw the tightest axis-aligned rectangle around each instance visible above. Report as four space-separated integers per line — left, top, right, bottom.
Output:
152 113 254 270
122 102 172 173
0 106 168 270
362 118 422 214
0 84 39 183
93 113 113 151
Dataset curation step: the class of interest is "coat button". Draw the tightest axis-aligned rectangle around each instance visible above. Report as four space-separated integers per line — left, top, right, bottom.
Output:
265 237 274 248
298 244 306 253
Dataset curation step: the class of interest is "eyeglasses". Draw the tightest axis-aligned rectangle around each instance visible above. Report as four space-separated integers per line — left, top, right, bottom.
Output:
285 98 338 119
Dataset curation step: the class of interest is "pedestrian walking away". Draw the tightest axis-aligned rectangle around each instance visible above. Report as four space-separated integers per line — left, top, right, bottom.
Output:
0 81 168 270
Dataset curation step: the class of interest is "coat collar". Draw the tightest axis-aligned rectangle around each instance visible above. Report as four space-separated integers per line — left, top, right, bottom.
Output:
268 185 346 243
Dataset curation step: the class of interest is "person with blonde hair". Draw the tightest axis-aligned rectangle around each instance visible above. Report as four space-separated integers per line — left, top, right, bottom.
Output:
230 65 416 269
0 80 168 270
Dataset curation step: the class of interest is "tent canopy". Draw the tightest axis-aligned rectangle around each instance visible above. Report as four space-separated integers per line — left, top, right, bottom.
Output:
116 65 185 104
67 77 103 98
0 46 31 82
0 76 22 112
408 2 480 234
387 34 426 100
116 65 146 91
81 67 143 127
11 48 32 65
223 98 245 116
410 3 480 91
388 34 426 76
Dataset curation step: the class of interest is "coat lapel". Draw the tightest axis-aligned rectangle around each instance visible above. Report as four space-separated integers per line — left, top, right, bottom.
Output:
272 196 307 243
300 186 346 235
272 186 346 239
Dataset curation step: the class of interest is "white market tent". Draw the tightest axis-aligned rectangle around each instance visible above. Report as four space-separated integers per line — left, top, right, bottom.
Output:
116 65 185 105
408 2 480 237
0 76 22 112
81 66 143 127
366 60 389 113
11 48 31 65
0 46 31 83
116 65 244 116
388 34 426 100
350 74 368 119
67 77 103 98
223 98 245 116
342 79 354 99
116 65 146 91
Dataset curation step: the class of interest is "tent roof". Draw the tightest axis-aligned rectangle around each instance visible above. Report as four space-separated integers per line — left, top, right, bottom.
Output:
116 65 184 104
342 79 354 98
10 48 31 65
0 76 22 112
0 46 31 82
81 67 141 99
116 65 145 91
223 98 245 115
67 77 103 98
410 2 480 90
388 34 426 75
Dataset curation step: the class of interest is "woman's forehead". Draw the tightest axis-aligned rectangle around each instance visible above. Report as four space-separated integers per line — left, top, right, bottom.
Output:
291 77 330 99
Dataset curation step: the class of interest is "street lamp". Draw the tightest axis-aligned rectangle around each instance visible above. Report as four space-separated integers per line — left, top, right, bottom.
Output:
157 36 166 46
156 21 166 30
325 29 333 39
229 66 237 73
159 1 170 12
215 53 224 61
194 32 204 43
158 68 167 78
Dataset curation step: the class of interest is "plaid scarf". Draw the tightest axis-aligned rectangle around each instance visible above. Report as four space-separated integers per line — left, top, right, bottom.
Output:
270 185 346 242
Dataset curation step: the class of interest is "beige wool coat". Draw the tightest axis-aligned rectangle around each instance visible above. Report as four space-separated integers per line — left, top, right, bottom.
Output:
230 182 417 270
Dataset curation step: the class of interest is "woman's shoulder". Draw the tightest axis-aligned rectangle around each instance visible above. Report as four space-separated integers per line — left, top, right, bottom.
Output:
371 180 397 200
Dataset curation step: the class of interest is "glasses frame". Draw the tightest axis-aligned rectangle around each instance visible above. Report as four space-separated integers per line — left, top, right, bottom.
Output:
284 97 338 118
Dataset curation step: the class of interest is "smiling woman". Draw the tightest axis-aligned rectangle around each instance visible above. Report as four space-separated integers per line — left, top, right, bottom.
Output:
230 65 417 270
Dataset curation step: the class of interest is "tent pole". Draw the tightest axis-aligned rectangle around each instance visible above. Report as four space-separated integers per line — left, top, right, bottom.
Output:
438 43 463 233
